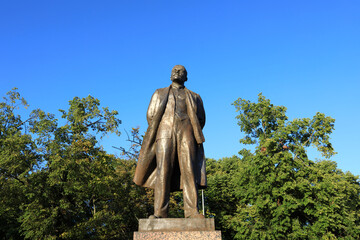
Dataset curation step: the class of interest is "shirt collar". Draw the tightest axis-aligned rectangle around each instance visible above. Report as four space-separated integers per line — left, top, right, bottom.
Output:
171 83 185 89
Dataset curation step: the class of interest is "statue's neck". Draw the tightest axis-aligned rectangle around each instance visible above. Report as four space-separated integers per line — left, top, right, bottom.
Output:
171 81 185 89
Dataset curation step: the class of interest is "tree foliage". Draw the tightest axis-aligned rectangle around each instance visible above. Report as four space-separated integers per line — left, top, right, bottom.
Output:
1 89 359 239
0 89 151 239
205 156 242 239
0 88 37 239
221 93 360 239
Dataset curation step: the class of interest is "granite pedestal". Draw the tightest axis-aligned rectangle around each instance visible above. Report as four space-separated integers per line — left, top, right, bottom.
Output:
134 218 222 240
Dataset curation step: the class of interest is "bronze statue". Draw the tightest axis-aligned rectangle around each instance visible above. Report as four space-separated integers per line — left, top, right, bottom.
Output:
133 65 206 219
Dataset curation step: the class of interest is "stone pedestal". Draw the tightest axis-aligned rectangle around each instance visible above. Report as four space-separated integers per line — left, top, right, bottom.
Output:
134 218 222 240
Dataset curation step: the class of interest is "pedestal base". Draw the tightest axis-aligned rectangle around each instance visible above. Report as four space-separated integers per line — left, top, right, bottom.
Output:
134 230 222 240
134 218 222 240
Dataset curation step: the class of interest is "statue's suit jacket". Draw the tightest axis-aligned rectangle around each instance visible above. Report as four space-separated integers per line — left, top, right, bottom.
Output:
133 85 207 191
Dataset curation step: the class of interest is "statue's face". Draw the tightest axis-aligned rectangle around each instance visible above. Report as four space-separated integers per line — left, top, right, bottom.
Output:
170 65 187 83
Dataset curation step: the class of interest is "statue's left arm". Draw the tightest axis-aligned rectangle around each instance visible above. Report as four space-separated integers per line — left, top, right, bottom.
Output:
197 95 206 129
146 90 160 125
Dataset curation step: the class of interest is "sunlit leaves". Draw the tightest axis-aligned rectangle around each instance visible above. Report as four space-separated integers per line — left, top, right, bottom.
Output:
233 93 336 159
0 89 149 239
227 93 359 239
59 95 121 138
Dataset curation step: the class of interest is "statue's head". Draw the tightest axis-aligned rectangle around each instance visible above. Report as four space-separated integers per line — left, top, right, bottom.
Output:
170 65 187 83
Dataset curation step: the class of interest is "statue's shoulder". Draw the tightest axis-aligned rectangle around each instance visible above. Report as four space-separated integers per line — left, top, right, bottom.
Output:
156 86 170 93
185 88 201 98
152 86 169 97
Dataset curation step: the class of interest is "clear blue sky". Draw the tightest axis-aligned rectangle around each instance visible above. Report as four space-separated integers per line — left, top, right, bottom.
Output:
1 1 359 176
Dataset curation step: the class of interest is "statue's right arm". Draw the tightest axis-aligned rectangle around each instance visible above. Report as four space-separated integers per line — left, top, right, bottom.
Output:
146 90 160 125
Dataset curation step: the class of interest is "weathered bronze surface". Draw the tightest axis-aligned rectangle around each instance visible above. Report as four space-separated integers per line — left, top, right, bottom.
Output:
133 65 206 218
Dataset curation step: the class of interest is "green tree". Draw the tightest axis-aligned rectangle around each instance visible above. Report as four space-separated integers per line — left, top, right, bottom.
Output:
228 93 360 239
205 156 243 240
0 89 152 239
2 89 359 239
0 88 38 240
18 94 144 239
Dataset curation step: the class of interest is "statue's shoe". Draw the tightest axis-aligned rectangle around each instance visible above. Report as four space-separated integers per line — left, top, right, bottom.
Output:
149 215 161 219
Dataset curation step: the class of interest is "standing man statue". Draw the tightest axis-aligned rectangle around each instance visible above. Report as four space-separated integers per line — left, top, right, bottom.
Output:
133 65 207 219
